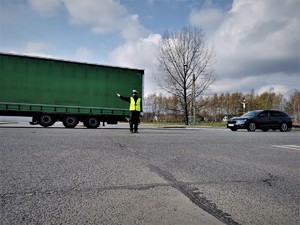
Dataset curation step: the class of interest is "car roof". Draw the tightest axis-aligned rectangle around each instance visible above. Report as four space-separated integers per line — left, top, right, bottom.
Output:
250 110 281 112
248 110 263 113
248 109 289 116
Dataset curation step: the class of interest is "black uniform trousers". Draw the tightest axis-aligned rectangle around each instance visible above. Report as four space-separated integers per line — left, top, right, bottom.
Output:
130 111 140 132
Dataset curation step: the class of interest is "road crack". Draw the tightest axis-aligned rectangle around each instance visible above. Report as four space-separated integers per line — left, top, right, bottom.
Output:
263 173 278 187
105 136 243 224
148 164 242 225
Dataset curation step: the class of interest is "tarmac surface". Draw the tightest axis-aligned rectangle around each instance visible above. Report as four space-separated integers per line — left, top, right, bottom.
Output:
1 121 299 225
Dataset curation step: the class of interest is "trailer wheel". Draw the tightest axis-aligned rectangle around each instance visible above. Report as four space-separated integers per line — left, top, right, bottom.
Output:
39 114 56 127
84 117 100 129
62 116 79 128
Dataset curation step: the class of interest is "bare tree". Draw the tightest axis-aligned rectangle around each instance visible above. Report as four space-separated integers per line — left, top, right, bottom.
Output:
286 90 300 123
156 27 216 124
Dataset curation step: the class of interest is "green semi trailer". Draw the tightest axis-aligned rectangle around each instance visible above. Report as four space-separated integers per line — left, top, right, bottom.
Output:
0 53 144 128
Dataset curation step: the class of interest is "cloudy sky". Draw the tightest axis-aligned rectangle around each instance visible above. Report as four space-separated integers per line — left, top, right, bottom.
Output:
0 0 299 98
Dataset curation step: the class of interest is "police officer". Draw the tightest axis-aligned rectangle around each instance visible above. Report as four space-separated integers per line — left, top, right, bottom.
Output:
117 90 143 133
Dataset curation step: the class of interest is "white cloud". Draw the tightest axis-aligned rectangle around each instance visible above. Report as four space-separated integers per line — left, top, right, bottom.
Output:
62 0 148 40
74 47 94 62
213 0 299 78
210 73 294 97
63 0 124 26
211 76 257 92
189 7 226 33
23 41 53 57
257 85 288 96
189 0 300 97
28 0 62 16
119 14 145 41
29 0 148 40
109 34 162 95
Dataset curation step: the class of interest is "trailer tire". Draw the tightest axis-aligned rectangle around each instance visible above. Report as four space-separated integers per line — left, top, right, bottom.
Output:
62 116 79 128
84 117 100 129
39 114 56 127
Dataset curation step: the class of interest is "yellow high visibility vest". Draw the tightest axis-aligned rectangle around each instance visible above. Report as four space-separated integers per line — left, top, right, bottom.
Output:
130 97 141 111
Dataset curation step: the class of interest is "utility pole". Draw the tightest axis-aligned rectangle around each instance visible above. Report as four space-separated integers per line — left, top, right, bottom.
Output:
191 74 195 125
184 64 188 125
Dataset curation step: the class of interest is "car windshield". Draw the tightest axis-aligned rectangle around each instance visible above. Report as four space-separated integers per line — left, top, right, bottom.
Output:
242 111 262 117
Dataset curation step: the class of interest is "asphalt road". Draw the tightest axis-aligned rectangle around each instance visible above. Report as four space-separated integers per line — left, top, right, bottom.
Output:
1 122 299 225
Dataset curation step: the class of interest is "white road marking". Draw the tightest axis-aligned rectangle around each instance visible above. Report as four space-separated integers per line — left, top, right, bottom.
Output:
272 145 300 151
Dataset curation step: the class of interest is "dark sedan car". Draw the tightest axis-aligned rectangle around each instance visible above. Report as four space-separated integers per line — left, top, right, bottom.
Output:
227 110 292 132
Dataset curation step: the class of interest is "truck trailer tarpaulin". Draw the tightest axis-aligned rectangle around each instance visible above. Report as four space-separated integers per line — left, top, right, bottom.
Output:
0 52 144 128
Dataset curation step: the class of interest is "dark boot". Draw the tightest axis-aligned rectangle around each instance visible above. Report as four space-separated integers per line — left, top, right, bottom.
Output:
134 124 138 133
130 123 133 133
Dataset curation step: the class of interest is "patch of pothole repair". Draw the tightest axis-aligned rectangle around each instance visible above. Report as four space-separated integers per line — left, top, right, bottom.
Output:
148 165 241 225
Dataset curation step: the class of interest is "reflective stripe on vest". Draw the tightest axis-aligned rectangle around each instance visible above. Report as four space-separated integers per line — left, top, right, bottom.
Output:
130 97 141 111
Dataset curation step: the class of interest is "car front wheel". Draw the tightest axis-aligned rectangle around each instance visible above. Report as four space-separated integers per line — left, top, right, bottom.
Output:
247 122 256 132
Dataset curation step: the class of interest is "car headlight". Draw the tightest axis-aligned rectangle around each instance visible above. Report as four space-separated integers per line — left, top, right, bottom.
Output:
236 119 247 125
